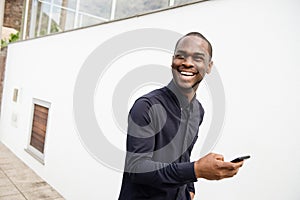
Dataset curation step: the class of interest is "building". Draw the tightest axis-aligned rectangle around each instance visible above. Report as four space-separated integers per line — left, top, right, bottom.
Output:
19 0 200 39
0 0 23 42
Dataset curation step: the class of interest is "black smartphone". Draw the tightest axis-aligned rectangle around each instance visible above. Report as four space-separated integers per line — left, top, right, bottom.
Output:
231 155 250 163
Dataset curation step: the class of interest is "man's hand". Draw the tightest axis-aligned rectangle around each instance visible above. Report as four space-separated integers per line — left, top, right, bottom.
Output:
194 153 243 180
189 192 195 200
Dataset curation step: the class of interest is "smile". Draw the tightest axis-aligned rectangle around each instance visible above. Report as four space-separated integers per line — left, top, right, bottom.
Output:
178 69 198 76
180 71 194 76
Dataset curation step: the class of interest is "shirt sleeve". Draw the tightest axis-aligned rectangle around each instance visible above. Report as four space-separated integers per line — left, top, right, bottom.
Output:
187 182 195 194
124 97 197 188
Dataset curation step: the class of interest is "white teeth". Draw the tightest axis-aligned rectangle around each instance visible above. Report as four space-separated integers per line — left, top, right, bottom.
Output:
180 71 194 76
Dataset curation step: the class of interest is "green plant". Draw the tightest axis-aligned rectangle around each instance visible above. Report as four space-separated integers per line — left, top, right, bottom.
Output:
1 32 20 48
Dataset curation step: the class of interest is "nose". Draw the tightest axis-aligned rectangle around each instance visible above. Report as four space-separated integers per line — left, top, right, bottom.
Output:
182 56 194 68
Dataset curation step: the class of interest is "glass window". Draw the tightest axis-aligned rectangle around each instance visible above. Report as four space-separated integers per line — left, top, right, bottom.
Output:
35 2 50 36
61 8 76 31
174 0 197 5
54 0 63 6
49 6 62 33
66 0 78 10
50 6 76 32
53 0 77 9
79 0 112 20
35 3 61 36
25 0 207 39
114 0 169 19
77 14 107 27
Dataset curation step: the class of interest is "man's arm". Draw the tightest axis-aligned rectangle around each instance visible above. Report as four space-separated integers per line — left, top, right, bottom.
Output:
194 153 244 180
125 98 243 188
125 98 197 188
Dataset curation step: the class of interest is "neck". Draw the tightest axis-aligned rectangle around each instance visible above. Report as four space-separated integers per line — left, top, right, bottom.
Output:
169 80 198 103
183 81 199 102
180 88 196 102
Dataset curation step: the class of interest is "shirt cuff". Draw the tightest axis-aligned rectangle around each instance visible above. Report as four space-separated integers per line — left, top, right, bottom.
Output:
177 162 197 183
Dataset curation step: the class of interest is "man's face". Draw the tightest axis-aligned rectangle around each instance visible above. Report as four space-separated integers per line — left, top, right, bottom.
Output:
171 36 213 93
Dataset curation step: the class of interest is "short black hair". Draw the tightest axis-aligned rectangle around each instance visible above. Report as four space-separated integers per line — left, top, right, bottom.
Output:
174 32 213 59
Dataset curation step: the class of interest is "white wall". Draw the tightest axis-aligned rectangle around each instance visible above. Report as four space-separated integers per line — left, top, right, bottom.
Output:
1 0 300 199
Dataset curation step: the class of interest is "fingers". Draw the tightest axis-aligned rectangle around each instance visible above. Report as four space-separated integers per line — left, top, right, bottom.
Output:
214 162 239 179
189 192 195 200
222 160 244 170
217 160 244 179
195 153 244 180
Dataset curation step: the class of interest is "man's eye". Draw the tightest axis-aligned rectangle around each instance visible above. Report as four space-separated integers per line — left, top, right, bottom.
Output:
193 56 204 62
175 54 185 59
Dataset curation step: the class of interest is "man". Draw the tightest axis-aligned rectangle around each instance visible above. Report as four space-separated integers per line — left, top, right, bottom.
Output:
118 32 243 200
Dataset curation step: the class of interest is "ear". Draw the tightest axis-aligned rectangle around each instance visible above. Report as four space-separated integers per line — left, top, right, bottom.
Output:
206 60 213 74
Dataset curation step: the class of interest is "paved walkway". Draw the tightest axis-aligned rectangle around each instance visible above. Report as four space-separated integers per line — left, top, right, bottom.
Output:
0 142 64 200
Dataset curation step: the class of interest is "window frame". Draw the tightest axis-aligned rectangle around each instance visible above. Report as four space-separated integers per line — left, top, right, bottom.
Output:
25 98 51 164
22 0 209 39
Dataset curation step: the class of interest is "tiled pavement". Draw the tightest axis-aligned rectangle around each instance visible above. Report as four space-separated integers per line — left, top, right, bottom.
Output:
0 142 64 200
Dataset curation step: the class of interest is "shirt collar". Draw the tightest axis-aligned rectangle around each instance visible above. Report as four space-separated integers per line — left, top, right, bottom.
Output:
167 80 196 110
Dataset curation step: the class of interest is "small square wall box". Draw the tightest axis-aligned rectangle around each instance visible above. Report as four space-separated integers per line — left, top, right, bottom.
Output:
12 88 19 102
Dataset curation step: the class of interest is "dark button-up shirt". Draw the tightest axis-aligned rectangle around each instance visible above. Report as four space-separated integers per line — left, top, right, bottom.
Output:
118 80 205 200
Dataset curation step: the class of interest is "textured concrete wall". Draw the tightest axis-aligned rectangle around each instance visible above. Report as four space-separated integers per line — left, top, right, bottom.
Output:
3 0 24 31
0 0 5 40
0 47 7 112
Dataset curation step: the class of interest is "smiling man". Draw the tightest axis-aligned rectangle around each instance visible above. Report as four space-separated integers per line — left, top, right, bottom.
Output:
171 32 213 101
118 32 244 200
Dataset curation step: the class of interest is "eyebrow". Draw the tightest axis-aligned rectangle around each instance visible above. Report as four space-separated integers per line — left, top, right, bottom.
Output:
175 50 206 57
193 52 206 57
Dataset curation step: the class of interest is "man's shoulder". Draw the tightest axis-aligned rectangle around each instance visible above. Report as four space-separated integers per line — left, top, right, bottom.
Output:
129 86 171 116
131 86 173 109
141 86 169 100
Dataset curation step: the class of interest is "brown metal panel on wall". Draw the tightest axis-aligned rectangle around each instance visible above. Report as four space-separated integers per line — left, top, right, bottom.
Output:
30 104 49 153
